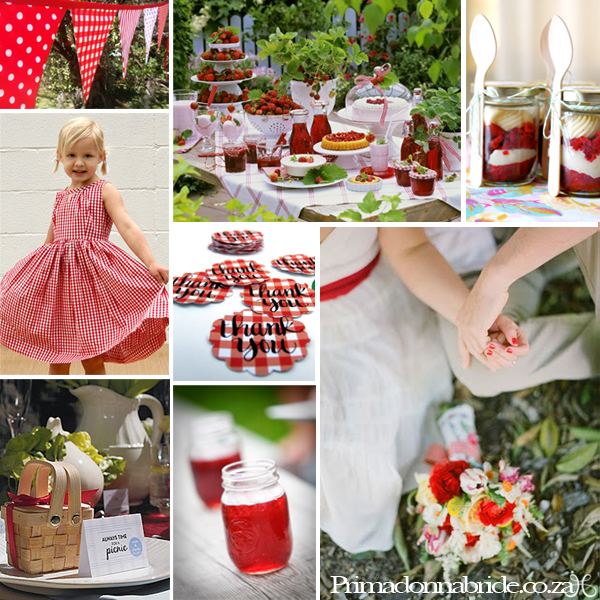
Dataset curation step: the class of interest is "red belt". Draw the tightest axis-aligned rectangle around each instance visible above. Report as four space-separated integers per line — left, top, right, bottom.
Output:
321 252 380 302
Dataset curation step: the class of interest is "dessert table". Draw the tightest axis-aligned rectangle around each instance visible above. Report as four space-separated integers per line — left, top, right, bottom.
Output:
173 400 316 600
175 114 461 222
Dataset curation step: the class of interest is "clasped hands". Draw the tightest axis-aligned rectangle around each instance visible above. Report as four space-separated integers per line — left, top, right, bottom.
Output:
456 277 529 372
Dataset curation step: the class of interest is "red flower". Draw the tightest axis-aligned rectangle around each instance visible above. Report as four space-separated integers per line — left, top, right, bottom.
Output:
465 533 479 548
358 14 364 22
368 51 379 58
348 37 356 45
478 500 515 527
439 514 453 536
366 34 376 42
512 521 522 535
429 460 470 504
388 14 395 21
380 52 390 60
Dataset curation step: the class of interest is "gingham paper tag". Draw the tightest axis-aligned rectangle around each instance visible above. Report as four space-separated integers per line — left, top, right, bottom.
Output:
209 310 310 376
212 230 264 245
206 259 270 286
241 278 316 318
271 254 315 275
173 272 233 304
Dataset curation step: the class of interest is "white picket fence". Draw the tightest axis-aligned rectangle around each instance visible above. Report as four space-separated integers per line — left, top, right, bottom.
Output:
193 9 402 73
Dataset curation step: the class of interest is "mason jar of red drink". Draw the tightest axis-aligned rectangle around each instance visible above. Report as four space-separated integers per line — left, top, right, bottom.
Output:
223 142 248 173
310 101 332 146
190 412 241 509
482 96 539 185
221 459 292 574
560 87 600 197
289 109 313 154
243 134 267 164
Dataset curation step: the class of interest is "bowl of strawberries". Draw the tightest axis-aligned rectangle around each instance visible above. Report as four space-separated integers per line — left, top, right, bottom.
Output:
208 27 241 50
244 91 303 138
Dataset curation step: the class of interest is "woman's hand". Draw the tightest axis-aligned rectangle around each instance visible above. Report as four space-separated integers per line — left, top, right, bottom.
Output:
148 262 168 285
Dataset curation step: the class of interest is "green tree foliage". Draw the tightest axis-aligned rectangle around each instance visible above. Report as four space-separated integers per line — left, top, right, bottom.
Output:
174 0 195 90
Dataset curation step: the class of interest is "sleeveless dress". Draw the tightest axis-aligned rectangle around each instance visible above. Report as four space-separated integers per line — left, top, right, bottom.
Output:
0 180 169 364
320 228 452 553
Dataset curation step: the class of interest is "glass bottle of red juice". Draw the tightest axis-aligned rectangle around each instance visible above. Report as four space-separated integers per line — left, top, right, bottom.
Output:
189 412 241 509
310 101 332 146
400 121 420 161
289 109 313 154
221 459 292 574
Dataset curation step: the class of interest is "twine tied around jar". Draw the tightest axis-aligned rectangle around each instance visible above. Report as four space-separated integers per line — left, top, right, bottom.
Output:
541 87 590 150
353 63 393 128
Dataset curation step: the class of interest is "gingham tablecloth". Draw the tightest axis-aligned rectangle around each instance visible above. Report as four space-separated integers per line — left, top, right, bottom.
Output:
467 176 600 222
204 127 461 219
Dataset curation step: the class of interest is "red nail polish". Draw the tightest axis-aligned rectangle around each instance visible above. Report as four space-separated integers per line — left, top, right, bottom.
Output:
486 350 493 356
512 337 518 345
506 348 513 354
489 344 496 349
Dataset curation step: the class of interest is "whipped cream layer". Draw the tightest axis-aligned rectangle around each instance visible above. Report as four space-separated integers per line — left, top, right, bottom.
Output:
484 106 535 131
488 148 537 166
563 113 600 140
562 144 600 178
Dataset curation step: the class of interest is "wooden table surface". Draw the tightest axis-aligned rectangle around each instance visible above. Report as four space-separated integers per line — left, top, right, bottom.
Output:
175 115 460 222
173 400 316 600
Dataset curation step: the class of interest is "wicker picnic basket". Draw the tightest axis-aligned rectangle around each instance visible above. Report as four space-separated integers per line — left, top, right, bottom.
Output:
1 460 93 575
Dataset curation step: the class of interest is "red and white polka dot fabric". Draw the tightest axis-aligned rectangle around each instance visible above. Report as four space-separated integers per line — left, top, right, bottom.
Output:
0 2 65 109
143 7 157 63
0 179 169 364
118 8 141 79
156 4 168 50
71 7 117 103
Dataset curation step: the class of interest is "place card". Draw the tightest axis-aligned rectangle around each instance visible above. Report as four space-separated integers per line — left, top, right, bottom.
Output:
79 514 149 577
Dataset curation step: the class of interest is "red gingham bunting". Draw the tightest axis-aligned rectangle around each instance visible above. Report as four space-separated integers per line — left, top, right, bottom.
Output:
118 8 141 79
209 310 311 376
0 3 65 109
72 7 117 103
206 259 270 286
143 6 158 63
271 254 316 275
212 230 264 245
156 4 168 50
241 278 316 318
173 272 232 305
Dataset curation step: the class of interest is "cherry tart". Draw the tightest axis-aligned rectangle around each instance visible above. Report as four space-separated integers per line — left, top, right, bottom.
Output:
321 131 370 151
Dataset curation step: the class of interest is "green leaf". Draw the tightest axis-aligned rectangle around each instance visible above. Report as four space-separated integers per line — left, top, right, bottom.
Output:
487 487 506 508
556 443 598 473
569 427 600 443
514 422 542 447
539 417 560 457
338 209 363 221
302 163 347 185
419 0 433 19
393 520 410 571
357 191 380 214
378 209 406 222
248 89 264 101
46 434 66 462
442 57 461 84
427 60 442 84
362 3 385 34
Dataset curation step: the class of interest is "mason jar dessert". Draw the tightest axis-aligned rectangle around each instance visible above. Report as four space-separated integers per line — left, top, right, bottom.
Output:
483 96 539 185
560 87 600 197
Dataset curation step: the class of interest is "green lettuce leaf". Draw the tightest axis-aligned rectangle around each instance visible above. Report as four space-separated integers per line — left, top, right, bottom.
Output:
302 164 347 185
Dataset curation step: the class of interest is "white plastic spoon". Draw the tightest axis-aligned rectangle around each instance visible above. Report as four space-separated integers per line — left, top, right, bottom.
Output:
539 19 553 179
469 14 496 188
547 16 573 197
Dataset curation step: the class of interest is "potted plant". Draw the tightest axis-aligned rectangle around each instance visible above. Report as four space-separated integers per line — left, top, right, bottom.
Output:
410 86 461 173
257 27 368 116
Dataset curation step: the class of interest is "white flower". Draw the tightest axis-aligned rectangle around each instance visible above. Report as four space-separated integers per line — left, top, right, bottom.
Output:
423 503 448 527
415 473 436 506
460 468 488 496
496 480 521 504
419 525 448 556
477 530 502 559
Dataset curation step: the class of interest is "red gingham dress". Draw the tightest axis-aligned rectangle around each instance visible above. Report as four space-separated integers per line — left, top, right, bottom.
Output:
0 180 169 364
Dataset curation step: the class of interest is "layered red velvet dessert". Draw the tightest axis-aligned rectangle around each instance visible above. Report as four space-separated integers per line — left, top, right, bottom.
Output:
483 106 538 185
560 113 600 196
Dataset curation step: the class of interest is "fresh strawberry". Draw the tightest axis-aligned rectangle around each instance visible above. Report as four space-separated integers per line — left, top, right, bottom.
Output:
190 102 199 110
227 104 235 113
315 176 324 183
177 139 186 146
269 172 279 182
298 156 307 163
230 35 239 43
365 133 376 143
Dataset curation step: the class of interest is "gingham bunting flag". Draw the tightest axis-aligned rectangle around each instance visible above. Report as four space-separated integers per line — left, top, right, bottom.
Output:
206 259 271 287
143 7 158 63
271 254 316 275
71 7 117 103
209 310 311 376
118 8 141 79
0 3 65 109
173 272 233 305
241 278 316 318
156 4 168 50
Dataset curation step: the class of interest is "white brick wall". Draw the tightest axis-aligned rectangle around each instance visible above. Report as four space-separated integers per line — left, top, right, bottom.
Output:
0 113 170 277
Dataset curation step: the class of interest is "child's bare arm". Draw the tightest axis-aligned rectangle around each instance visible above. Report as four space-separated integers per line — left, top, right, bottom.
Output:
102 183 168 284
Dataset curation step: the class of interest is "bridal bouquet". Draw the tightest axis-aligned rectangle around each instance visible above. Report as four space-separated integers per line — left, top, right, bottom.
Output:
415 459 544 576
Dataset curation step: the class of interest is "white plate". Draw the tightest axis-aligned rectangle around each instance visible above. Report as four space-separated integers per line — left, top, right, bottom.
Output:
0 538 169 595
313 141 371 156
191 75 254 85
197 100 250 108
198 58 245 67
208 42 241 50
263 173 346 190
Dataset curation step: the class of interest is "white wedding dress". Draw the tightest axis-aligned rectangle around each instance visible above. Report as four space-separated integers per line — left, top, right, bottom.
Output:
320 228 453 553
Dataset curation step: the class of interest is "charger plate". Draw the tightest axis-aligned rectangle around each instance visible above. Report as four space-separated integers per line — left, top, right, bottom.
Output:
0 538 169 595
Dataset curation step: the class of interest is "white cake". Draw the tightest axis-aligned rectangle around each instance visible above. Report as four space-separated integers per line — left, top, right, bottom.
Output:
352 96 408 122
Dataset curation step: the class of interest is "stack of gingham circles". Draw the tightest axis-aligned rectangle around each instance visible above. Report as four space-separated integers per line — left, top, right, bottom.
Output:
209 230 264 254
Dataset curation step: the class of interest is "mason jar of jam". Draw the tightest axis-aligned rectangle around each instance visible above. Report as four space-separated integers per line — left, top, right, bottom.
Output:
289 109 313 154
482 94 539 185
560 87 600 197
189 412 241 509
221 459 292 574
310 101 332 146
